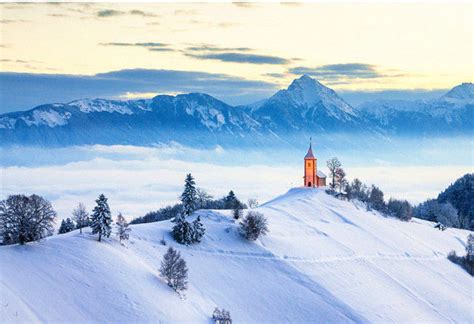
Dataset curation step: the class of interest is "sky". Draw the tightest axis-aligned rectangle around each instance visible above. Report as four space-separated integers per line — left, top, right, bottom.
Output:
0 1 472 112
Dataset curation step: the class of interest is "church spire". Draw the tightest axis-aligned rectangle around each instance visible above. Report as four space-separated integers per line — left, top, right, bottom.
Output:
305 137 315 159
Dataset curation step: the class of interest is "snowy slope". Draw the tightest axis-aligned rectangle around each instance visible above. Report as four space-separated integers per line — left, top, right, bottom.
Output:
1 188 472 323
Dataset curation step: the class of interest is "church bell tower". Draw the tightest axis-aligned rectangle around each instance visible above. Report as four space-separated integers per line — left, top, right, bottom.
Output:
304 139 317 187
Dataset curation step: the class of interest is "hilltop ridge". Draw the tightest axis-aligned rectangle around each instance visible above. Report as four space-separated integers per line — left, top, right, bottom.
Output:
1 188 471 322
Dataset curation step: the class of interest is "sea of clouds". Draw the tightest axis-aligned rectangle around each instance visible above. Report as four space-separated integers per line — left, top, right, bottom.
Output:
1 142 471 222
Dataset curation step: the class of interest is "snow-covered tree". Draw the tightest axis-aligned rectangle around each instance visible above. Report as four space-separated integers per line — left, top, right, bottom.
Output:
212 307 232 324
368 185 385 212
116 213 131 242
191 216 205 243
172 213 205 245
436 202 460 228
160 247 188 293
387 199 413 221
335 167 347 192
72 202 88 234
232 201 243 220
326 157 342 190
414 200 460 227
0 194 56 245
90 194 112 242
181 173 197 216
240 211 269 241
172 213 194 244
58 218 75 234
247 198 259 209
466 234 474 261
196 188 213 209
224 190 238 209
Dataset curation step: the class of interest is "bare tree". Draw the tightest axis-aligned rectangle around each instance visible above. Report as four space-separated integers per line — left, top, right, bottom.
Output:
335 167 347 192
72 202 88 234
0 194 56 245
247 198 259 209
116 213 131 242
160 247 188 293
196 188 213 209
326 157 342 190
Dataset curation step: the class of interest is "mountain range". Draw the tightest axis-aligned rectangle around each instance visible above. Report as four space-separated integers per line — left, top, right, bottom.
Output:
0 76 472 148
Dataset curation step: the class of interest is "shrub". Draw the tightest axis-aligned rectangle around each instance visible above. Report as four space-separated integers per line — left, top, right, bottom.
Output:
240 211 269 241
447 250 474 276
212 307 232 324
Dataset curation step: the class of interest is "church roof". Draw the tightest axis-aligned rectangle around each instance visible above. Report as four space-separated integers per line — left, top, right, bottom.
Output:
304 143 315 159
317 170 326 178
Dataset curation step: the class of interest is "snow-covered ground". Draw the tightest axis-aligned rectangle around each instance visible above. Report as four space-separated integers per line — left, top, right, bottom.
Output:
1 188 472 323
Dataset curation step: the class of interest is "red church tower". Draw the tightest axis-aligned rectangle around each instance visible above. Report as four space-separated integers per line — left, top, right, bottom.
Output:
303 139 326 187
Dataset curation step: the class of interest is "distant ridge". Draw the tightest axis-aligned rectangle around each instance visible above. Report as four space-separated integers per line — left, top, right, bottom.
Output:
0 76 472 147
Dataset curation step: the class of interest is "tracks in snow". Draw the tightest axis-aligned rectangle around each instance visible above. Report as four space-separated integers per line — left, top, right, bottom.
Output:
186 247 448 264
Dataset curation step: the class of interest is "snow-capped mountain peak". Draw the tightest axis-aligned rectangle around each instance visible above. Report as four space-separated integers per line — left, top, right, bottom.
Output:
439 82 474 104
268 75 358 117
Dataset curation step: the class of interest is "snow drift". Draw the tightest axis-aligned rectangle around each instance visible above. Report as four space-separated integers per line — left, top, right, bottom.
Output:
1 188 472 323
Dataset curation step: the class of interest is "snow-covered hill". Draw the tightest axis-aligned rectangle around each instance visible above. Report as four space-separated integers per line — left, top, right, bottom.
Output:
1 188 472 323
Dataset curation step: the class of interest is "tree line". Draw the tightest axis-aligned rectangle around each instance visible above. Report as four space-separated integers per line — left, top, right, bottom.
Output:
326 158 472 229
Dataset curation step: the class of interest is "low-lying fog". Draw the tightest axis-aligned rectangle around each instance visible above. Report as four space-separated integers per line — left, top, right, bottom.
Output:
1 138 471 221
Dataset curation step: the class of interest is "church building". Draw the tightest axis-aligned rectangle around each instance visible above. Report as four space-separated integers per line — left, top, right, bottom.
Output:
303 141 327 187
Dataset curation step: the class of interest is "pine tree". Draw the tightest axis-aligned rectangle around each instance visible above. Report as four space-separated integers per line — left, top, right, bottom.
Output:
172 213 193 244
466 234 474 261
232 201 243 220
191 216 205 243
181 174 197 216
59 218 75 234
212 307 232 323
369 185 385 212
116 213 131 242
72 202 88 234
224 191 237 209
90 194 112 242
160 247 188 293
58 219 67 234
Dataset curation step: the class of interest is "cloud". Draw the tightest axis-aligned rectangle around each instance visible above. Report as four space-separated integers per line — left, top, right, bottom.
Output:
186 52 291 65
264 73 287 78
0 69 278 113
96 9 124 17
232 2 254 8
174 9 198 15
99 42 173 52
129 9 157 17
186 44 252 52
148 47 175 52
0 19 29 24
1 59 30 63
100 42 169 48
289 63 385 80
96 9 157 18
